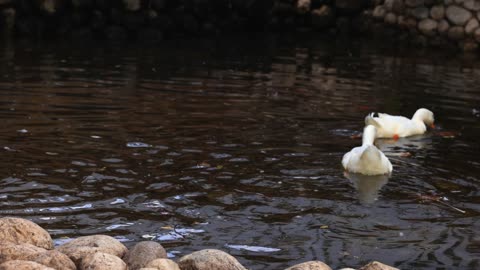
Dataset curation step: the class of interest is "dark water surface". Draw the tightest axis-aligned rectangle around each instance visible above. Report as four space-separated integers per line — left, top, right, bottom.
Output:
0 36 479 269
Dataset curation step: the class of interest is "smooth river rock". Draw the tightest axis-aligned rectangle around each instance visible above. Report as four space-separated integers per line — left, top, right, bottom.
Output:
464 0 480 11
437 19 450 35
124 241 167 270
446 5 472 25
0 241 46 263
430 5 445 20
285 261 332 270
145 259 180 270
448 25 466 39
79 252 127 270
0 260 54 270
405 0 424 8
25 250 76 270
418 18 438 36
360 261 399 270
465 17 479 34
178 249 247 270
0 217 53 250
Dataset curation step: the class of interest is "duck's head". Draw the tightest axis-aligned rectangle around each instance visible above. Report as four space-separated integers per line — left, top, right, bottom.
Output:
413 108 435 128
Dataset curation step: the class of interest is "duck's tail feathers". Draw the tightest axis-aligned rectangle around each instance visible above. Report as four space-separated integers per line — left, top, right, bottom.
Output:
365 113 381 128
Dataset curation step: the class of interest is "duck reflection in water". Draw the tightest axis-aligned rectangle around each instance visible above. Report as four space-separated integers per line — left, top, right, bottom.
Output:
344 172 390 205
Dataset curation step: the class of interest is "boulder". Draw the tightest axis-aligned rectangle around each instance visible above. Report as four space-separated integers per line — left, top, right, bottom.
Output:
410 7 429 20
385 12 397 24
25 250 76 270
0 260 54 270
178 249 247 270
0 241 46 263
124 241 167 270
464 0 480 11
465 17 479 34
448 25 465 39
430 5 445 20
285 261 332 270
437 19 450 34
79 252 126 270
0 217 53 250
359 261 399 270
384 0 405 13
372 6 386 19
145 259 180 270
418 18 438 36
446 5 472 25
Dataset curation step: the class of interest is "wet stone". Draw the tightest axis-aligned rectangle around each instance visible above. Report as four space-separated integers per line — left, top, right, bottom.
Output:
178 249 247 270
285 261 332 270
0 217 53 250
446 5 472 25
418 18 438 36
430 5 445 20
0 260 54 270
124 241 167 270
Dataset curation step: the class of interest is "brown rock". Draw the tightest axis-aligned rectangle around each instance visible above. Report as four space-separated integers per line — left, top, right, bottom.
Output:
296 0 311 14
384 12 397 24
410 7 430 19
80 252 127 270
446 5 472 25
360 261 399 270
430 5 445 20
384 0 405 13
465 17 479 34
145 259 180 270
405 0 424 7
123 0 140 11
285 261 332 270
464 0 480 11
448 25 466 39
372 5 386 19
25 250 76 270
460 39 479 51
178 249 247 270
57 235 127 259
405 17 418 30
0 217 53 250
139 268 158 270
56 246 104 267
124 241 167 270
438 19 450 35
0 241 46 263
418 18 438 36
0 260 54 270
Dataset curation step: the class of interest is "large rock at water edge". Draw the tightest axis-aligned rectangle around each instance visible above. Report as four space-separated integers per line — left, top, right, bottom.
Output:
79 252 127 270
178 249 247 270
124 241 167 270
418 18 438 36
360 261 399 270
284 261 332 270
145 259 180 270
0 260 54 270
0 241 46 263
25 250 76 270
446 5 472 25
0 217 53 249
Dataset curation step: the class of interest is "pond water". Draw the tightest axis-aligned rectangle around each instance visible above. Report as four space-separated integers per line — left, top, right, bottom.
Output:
0 36 479 269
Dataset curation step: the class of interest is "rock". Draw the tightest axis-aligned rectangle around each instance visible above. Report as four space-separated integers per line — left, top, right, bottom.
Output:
397 15 407 28
372 5 386 19
0 260 54 270
311 5 334 29
465 17 479 34
448 25 466 39
178 249 247 270
446 5 472 25
139 269 158 270
57 235 127 266
430 5 445 20
124 241 167 270
79 252 127 270
0 217 53 250
360 261 399 270
296 0 311 14
410 7 430 20
25 250 76 270
145 259 180 270
405 17 418 29
464 0 480 11
285 261 332 270
0 242 46 263
385 12 397 24
474 27 480 41
123 0 140 11
384 0 405 13
418 18 438 36
438 19 450 34
405 0 424 7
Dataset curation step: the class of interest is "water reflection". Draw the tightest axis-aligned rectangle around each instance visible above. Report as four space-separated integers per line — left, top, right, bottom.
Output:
344 172 390 205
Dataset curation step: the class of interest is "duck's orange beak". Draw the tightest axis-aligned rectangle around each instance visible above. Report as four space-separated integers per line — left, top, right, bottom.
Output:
430 124 435 129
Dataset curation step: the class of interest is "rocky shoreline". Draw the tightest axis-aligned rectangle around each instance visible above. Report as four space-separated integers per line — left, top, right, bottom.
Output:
0 217 399 270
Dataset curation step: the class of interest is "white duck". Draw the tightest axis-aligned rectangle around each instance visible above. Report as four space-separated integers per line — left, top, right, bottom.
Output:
342 125 392 175
365 108 435 139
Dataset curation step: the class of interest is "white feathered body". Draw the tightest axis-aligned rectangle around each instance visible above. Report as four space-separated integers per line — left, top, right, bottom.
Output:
364 108 434 138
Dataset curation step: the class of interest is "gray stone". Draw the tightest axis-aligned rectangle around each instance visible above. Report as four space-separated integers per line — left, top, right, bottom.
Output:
385 12 397 24
464 0 480 11
405 0 424 7
418 18 438 36
373 5 387 19
430 5 445 20
124 241 167 270
438 19 450 34
360 261 399 270
411 7 430 19
446 5 472 25
465 17 479 34
448 25 466 39
285 261 332 270
178 249 247 270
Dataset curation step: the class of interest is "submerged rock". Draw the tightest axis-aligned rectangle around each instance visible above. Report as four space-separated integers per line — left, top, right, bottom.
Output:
0 217 53 249
178 249 247 270
284 261 332 270
124 241 167 270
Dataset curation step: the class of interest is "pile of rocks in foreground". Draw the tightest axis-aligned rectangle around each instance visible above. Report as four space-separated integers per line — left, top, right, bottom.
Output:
0 217 399 270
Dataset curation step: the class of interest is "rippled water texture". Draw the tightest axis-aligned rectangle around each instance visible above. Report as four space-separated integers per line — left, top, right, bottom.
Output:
0 37 479 269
